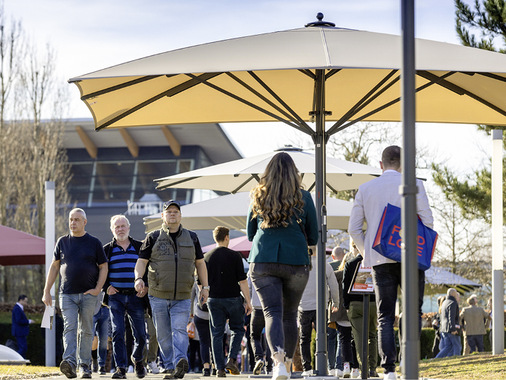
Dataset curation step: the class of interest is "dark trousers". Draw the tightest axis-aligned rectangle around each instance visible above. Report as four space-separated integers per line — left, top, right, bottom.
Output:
194 315 212 365
298 310 316 371
467 335 484 353
15 336 28 358
372 263 424 373
250 308 272 370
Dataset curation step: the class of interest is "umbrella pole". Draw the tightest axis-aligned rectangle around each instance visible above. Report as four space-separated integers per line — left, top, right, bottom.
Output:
401 1 420 379
314 69 329 376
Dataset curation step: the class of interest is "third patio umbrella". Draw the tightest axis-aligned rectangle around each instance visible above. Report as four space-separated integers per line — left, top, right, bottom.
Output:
143 191 354 233
69 12 506 375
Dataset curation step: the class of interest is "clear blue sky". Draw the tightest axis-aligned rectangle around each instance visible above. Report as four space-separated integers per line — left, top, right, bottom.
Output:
3 0 490 170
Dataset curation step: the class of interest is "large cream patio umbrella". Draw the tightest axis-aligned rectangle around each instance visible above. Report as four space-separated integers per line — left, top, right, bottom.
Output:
69 13 506 376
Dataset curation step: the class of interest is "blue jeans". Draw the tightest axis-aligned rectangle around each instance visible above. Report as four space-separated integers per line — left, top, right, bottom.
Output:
327 326 342 370
60 293 97 367
149 295 191 370
371 263 424 373
207 297 245 370
436 333 461 358
93 305 111 367
109 293 147 368
250 263 309 359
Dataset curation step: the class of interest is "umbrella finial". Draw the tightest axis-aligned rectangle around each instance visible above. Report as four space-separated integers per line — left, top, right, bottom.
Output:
305 12 335 28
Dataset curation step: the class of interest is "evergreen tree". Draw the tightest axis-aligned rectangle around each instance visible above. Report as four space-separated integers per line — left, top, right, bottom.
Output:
433 0 506 223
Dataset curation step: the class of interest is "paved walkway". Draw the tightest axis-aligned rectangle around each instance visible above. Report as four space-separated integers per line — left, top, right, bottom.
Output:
23 371 386 380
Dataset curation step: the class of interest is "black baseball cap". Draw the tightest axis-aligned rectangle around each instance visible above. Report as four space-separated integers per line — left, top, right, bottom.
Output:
163 200 181 211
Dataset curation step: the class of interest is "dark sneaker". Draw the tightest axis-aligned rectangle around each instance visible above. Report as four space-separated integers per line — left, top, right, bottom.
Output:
134 360 146 378
131 355 146 379
112 367 127 379
174 358 189 379
79 364 92 379
60 360 77 379
99 366 106 375
203 368 211 377
217 369 227 378
225 358 240 375
253 360 264 375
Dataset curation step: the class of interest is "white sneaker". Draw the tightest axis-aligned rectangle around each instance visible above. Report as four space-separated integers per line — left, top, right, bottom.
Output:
272 362 289 380
127 365 134 373
331 368 344 377
383 372 397 380
342 363 351 378
350 368 360 378
301 369 314 376
147 361 159 374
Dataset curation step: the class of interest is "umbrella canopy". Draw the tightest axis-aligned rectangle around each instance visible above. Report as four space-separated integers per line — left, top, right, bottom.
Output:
70 25 506 129
425 266 481 294
155 147 381 193
144 191 354 233
0 225 45 266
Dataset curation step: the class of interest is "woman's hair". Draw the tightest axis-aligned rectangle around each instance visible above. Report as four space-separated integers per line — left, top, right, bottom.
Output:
250 152 303 229
338 250 356 271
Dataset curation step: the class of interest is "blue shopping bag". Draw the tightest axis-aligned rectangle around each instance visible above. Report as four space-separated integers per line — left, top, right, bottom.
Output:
372 203 438 271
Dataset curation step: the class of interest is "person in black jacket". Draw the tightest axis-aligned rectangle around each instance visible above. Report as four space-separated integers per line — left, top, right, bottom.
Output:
104 215 147 379
435 288 461 358
343 251 378 378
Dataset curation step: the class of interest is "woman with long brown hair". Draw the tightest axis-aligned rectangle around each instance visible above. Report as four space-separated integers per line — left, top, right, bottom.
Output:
247 152 318 380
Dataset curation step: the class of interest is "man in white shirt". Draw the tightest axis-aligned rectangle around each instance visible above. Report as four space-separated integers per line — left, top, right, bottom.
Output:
348 146 433 380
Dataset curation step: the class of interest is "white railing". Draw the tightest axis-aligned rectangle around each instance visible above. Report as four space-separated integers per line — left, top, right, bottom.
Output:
127 201 163 216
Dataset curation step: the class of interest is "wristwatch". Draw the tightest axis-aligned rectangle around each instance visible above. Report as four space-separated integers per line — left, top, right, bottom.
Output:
202 286 210 290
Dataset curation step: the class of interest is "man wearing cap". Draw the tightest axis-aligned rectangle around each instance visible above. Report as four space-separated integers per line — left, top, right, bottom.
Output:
134 201 209 380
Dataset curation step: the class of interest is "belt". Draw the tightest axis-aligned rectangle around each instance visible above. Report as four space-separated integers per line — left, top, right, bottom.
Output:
116 289 137 295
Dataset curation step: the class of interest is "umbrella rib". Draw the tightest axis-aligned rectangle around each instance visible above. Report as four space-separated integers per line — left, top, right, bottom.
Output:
327 70 399 134
96 73 222 130
325 69 341 80
247 71 314 134
80 75 163 100
332 72 457 134
299 69 316 80
418 71 506 117
230 175 257 194
185 73 309 134
225 72 311 133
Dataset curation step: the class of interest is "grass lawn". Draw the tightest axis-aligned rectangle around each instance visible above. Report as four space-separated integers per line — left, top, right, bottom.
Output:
0 365 59 379
419 351 506 379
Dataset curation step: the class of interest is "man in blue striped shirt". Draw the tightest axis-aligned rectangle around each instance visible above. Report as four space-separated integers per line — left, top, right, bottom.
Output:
104 215 147 379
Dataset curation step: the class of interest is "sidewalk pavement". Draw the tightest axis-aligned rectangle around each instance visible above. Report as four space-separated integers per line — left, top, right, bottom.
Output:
24 370 387 380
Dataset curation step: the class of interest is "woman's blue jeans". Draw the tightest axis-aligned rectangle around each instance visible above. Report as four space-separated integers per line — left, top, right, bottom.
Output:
250 262 309 359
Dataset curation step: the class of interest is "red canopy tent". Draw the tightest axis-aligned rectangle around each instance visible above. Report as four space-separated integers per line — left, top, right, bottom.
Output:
0 225 45 266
